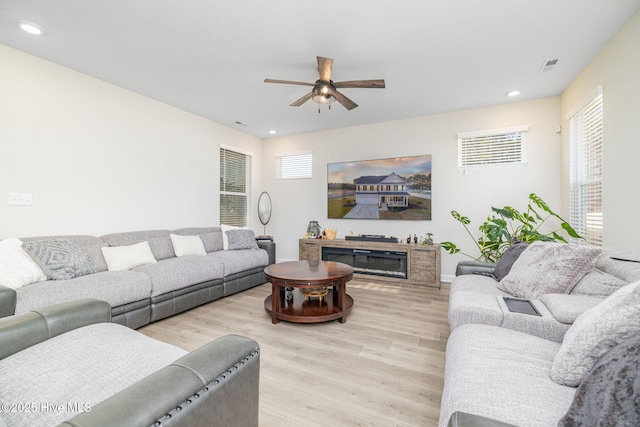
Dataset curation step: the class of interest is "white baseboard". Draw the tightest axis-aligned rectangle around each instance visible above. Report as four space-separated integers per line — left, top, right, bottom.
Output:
440 274 455 283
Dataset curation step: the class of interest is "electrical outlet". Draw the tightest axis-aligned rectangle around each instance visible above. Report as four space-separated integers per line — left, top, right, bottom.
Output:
8 192 33 206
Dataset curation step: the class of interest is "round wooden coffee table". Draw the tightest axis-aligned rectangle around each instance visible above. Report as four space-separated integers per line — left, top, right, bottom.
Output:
264 260 354 324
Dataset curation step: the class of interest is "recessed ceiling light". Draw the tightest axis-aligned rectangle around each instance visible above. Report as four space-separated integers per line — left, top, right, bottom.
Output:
269 130 277 135
19 21 43 35
507 90 521 97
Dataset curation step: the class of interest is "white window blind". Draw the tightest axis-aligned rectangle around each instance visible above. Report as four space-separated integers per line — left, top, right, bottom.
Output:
569 88 603 246
276 151 312 180
220 147 252 227
457 125 529 168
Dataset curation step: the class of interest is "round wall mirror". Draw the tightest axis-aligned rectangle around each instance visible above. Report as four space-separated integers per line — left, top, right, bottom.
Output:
257 191 272 235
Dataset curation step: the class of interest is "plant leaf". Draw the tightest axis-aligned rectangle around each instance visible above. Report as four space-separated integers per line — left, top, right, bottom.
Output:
551 231 568 243
491 207 513 219
441 241 460 254
561 222 582 239
529 193 552 214
451 210 471 225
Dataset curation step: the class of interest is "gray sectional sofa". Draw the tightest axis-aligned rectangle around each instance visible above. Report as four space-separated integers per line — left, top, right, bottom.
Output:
0 299 260 427
440 246 640 427
0 227 276 329
448 248 640 342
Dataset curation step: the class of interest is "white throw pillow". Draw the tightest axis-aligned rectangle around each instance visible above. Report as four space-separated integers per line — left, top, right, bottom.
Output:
0 238 47 289
170 234 206 256
101 241 157 271
550 280 640 386
220 224 248 250
497 242 603 299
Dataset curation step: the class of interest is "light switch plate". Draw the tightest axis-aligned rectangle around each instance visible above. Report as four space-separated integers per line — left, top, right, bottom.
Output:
8 192 33 206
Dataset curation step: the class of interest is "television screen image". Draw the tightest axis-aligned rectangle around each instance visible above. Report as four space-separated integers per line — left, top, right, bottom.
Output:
327 155 432 220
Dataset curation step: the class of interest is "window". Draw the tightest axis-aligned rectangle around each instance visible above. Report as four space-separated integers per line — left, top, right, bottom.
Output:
457 125 529 168
276 151 312 180
569 88 603 246
220 146 252 227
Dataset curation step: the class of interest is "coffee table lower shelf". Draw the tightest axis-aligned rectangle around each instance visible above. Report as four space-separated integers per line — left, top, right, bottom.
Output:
264 288 354 324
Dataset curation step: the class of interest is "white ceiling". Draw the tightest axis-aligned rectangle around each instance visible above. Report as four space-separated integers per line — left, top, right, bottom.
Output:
1 1 639 139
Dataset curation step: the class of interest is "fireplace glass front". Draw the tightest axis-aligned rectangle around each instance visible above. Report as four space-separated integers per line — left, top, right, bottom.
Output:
321 247 408 279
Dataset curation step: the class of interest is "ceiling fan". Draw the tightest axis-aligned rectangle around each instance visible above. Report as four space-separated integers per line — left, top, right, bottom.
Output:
264 56 385 111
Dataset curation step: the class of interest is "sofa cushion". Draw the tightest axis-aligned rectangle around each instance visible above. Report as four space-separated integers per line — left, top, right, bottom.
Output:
134 256 224 297
172 227 223 253
551 281 640 387
570 268 628 298
497 242 603 299
22 239 97 280
101 241 157 271
0 322 187 427
439 324 576 427
101 230 175 260
540 294 604 324
0 238 46 289
13 270 152 315
170 234 206 257
595 250 640 283
208 248 269 276
226 229 259 250
493 241 529 281
449 274 510 296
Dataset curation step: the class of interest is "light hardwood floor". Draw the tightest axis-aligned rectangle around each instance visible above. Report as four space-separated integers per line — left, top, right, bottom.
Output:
139 280 451 427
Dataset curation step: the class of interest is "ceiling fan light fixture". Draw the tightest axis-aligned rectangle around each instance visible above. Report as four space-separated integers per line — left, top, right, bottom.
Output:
312 84 336 104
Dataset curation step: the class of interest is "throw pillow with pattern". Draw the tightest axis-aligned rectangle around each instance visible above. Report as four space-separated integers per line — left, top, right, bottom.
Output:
551 281 640 387
226 229 259 250
22 239 97 280
497 242 603 299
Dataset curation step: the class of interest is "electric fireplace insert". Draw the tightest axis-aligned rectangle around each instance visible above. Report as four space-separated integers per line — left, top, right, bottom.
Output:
321 246 408 279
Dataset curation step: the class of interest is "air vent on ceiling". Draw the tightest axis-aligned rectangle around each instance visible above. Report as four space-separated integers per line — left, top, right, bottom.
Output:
540 59 559 72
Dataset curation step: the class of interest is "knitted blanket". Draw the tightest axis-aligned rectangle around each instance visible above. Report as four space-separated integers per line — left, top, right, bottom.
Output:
558 335 640 427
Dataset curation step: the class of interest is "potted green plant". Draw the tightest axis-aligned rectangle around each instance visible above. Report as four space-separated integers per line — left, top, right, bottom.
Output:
441 193 581 263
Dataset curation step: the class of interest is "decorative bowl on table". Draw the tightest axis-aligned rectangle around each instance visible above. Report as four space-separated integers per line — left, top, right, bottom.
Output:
324 228 338 240
301 287 329 303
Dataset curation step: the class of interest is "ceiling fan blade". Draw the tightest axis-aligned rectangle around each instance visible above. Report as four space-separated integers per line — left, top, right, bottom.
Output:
332 89 358 110
333 79 386 89
264 79 315 86
290 92 313 107
317 56 333 82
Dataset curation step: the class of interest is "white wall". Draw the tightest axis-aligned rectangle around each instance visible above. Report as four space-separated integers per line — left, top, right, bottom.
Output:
0 44 263 238
560 10 640 249
262 97 563 278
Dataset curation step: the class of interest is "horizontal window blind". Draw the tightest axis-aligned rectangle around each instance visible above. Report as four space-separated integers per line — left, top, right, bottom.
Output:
569 90 603 246
276 151 312 180
457 125 529 168
220 147 252 227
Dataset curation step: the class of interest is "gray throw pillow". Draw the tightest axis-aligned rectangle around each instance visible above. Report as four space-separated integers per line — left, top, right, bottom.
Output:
497 242 603 299
226 229 259 250
22 239 97 280
493 241 529 281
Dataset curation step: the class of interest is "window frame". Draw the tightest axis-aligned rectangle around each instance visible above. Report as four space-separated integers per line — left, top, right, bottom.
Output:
275 150 312 180
457 125 529 169
568 87 604 246
220 145 252 227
